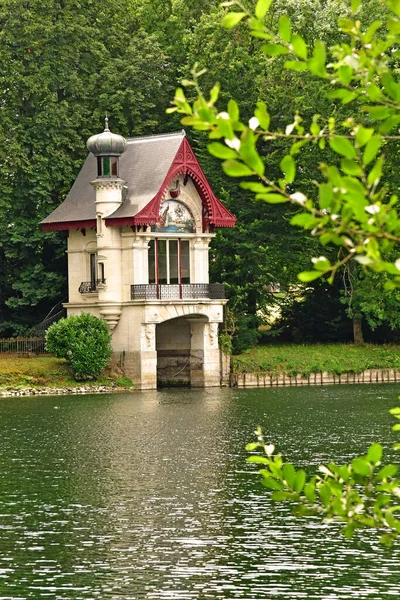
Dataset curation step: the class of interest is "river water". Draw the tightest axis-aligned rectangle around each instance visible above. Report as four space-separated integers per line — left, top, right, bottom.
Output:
1 384 400 599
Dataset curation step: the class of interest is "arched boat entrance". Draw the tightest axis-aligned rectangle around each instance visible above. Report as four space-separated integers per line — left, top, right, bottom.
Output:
154 314 221 388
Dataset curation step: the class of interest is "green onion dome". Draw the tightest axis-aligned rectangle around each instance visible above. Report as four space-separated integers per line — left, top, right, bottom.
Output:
86 117 127 156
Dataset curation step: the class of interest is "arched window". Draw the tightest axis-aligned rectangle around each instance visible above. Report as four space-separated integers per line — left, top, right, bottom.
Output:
152 200 194 233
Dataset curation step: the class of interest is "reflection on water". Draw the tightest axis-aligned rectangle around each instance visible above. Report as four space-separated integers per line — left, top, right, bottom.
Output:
0 385 400 599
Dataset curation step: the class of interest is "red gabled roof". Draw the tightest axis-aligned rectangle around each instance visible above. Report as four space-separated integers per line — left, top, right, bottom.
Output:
105 137 236 229
41 132 236 232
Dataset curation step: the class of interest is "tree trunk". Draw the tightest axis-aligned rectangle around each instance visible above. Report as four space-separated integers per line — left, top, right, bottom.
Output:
353 317 364 345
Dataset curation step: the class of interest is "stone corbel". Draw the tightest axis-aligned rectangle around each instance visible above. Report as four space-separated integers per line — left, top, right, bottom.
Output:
100 307 122 330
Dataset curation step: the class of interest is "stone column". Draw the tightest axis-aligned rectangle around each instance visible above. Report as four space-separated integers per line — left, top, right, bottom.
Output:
139 323 157 389
91 179 125 327
132 238 150 285
192 237 211 283
189 320 221 387
203 322 221 387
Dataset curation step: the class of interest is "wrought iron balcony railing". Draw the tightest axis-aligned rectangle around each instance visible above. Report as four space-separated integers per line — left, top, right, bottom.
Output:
131 283 225 301
78 279 106 294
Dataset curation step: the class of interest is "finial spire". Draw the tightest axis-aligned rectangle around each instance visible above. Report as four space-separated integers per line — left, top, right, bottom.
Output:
104 114 109 132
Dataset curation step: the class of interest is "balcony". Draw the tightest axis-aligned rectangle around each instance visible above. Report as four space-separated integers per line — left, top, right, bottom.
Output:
78 279 106 294
131 283 225 301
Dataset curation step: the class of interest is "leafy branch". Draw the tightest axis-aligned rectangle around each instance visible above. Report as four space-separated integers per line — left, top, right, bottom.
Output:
246 407 400 546
167 0 400 285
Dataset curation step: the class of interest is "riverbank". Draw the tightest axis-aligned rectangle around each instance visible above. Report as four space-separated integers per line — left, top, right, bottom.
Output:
0 355 133 394
232 343 400 377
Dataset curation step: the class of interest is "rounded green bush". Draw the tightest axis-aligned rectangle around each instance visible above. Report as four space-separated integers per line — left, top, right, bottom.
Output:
46 313 113 380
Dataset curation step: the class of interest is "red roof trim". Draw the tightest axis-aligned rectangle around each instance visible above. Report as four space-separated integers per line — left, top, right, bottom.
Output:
105 137 236 229
41 220 96 231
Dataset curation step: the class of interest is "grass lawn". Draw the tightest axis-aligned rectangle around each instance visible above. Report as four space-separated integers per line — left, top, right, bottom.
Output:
232 343 400 377
0 355 128 389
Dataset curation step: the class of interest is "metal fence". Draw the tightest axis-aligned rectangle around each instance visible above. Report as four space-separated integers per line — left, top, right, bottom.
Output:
0 338 48 355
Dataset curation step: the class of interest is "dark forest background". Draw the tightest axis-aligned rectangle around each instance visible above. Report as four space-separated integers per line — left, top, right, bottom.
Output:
2 0 400 350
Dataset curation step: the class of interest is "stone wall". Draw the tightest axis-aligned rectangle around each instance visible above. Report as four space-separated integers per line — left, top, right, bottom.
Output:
231 369 400 387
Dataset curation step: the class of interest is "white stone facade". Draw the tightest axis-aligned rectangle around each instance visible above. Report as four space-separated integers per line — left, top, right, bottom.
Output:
64 175 226 389
42 131 235 389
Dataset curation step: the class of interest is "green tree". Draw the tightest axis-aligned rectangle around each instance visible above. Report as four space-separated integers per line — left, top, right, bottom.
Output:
0 0 172 335
46 313 112 379
176 0 400 348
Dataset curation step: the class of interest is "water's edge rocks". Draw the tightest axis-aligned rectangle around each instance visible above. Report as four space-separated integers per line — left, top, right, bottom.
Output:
0 385 133 397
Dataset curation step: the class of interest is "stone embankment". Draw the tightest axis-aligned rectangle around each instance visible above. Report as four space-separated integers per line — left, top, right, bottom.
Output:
231 369 400 388
0 385 131 397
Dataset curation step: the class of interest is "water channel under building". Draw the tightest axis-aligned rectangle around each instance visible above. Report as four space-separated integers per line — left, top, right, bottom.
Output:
1 384 400 599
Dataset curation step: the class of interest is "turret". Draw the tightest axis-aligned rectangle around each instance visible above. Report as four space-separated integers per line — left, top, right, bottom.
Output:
87 117 127 218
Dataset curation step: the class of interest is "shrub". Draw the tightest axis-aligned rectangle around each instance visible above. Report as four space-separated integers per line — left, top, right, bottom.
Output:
46 313 113 380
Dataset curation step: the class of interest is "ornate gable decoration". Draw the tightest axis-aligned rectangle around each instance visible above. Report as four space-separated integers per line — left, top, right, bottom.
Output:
106 137 236 230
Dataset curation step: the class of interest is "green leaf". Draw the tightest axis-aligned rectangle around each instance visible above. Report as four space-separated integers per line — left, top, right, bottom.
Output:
293 469 306 493
367 156 384 187
304 481 316 502
308 40 326 77
240 130 265 176
222 160 253 177
366 85 383 102
222 12 247 28
379 115 400 134
367 443 383 464
363 135 382 166
319 182 333 209
393 423 400 431
284 60 307 72
341 159 363 176
390 407 400 414
338 66 353 85
209 83 220 104
351 457 371 476
290 34 308 59
228 99 239 122
257 193 288 203
254 101 270 130
355 126 374 148
388 17 400 33
290 213 316 228
283 463 296 488
329 136 356 159
278 15 291 42
380 533 394 547
262 43 289 56
280 154 296 183
387 0 400 15
363 20 383 44
246 455 269 464
240 181 270 193
363 105 393 120
261 477 284 490
255 0 273 19
343 522 356 539
351 0 361 10
245 442 263 451
342 176 366 197
319 482 332 507
313 257 331 271
327 89 357 104
271 490 293 501
208 142 238 160
298 271 323 282
376 464 398 480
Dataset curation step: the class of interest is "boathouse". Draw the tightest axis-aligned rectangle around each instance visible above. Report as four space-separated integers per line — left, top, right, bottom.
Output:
41 122 236 389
